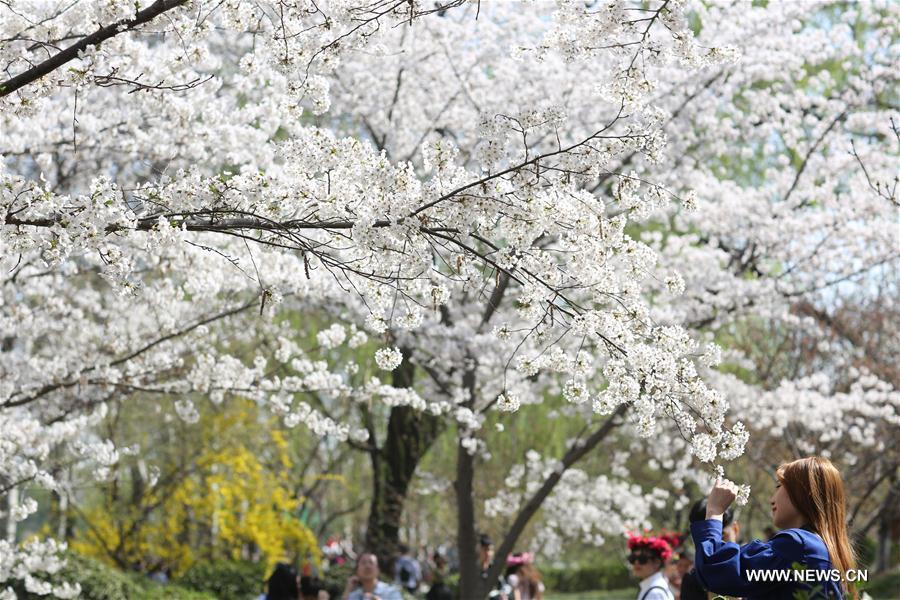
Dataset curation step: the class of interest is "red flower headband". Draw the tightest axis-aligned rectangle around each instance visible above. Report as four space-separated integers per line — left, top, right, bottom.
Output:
626 532 674 562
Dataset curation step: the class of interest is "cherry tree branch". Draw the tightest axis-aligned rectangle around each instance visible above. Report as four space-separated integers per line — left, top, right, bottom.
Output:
2 297 257 408
0 0 189 98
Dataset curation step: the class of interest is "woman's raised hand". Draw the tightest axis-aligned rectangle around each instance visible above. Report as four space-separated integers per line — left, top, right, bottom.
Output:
706 476 738 520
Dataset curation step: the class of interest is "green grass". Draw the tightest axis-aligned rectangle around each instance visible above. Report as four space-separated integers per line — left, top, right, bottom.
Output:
545 590 635 600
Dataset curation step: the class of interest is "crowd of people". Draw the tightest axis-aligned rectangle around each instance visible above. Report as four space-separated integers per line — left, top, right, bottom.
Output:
257 536 545 600
259 456 855 600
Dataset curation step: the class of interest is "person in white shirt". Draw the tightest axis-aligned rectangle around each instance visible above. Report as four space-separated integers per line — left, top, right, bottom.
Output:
341 553 402 600
626 533 675 600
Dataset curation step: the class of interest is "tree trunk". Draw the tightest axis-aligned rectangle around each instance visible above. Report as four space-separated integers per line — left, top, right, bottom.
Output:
455 426 488 600
365 276 510 574
364 356 443 571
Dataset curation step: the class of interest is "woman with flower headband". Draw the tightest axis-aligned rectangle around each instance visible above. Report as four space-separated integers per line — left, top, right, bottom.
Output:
504 552 545 600
691 457 855 599
626 532 676 600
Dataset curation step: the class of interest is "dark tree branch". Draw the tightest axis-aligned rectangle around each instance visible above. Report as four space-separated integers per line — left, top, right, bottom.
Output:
0 0 189 98
486 403 629 590
785 111 847 205
94 70 214 94
479 271 510 329
849 462 898 528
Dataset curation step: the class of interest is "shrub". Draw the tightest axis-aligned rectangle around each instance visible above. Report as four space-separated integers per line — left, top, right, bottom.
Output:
178 559 267 600
541 560 631 592
135 581 217 600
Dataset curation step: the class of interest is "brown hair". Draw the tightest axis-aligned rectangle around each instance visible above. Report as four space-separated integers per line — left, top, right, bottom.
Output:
776 456 857 599
517 564 542 599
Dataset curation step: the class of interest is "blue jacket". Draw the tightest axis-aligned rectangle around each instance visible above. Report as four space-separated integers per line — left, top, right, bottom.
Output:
690 519 844 599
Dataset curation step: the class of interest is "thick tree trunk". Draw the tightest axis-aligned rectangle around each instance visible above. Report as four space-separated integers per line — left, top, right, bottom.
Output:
364 356 443 571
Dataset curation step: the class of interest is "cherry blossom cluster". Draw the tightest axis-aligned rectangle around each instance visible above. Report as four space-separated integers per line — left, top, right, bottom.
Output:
0 539 80 599
484 450 670 558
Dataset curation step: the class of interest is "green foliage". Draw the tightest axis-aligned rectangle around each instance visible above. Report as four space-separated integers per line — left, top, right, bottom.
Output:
855 535 877 569
320 561 356 593
177 560 267 600
135 583 217 600
442 572 461 597
317 563 413 599
42 552 138 600
542 560 631 592
860 567 900 599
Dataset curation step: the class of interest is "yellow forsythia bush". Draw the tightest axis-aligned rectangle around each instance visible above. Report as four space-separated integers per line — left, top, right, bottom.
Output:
71 400 320 576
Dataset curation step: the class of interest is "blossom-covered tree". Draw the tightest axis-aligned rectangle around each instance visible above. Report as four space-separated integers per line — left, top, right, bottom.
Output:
1 1 896 597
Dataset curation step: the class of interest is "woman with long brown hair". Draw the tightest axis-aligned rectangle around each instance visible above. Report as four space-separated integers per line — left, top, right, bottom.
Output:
504 553 545 600
690 456 856 599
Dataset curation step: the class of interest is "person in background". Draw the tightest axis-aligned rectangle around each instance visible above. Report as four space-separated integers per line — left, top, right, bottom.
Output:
301 575 330 600
394 543 422 594
342 553 402 600
675 550 693 579
680 499 739 600
147 568 169 584
479 533 495 577
505 553 545 600
691 457 854 599
429 550 448 583
257 563 300 600
425 550 452 600
324 536 352 567
480 533 511 600
626 532 676 600
670 550 693 599
655 533 682 598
